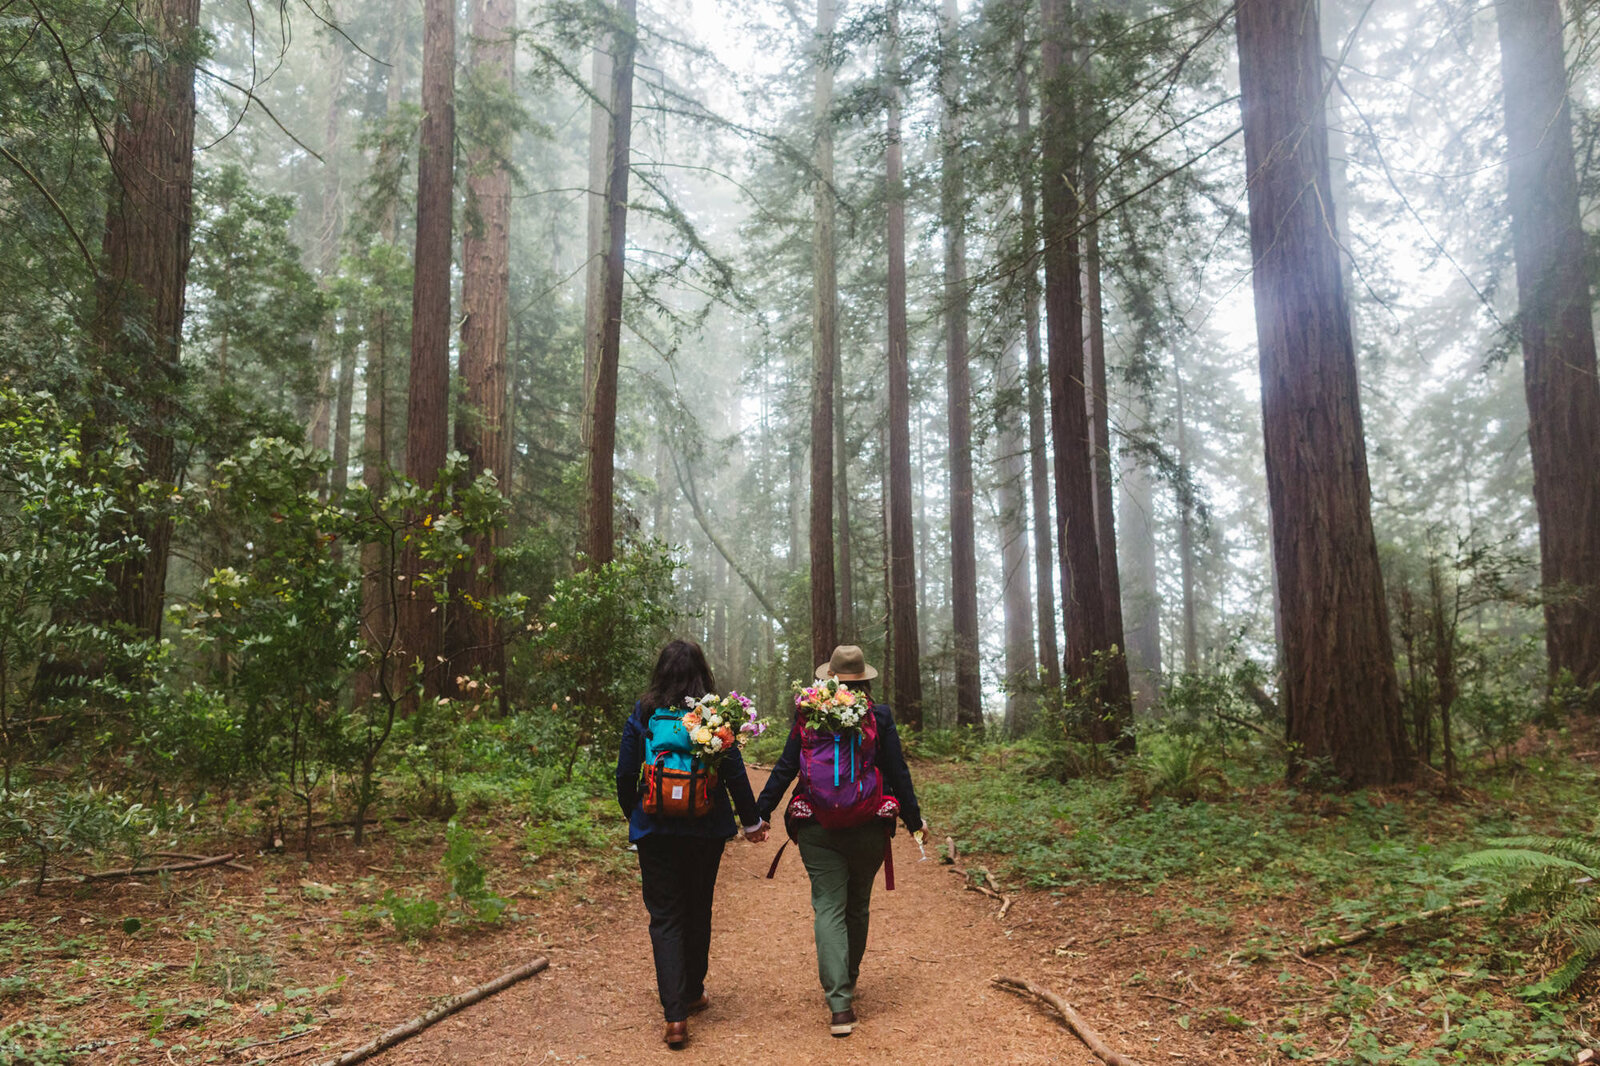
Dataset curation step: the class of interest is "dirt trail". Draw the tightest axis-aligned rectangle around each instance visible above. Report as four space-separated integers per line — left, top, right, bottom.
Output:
398 770 1107 1065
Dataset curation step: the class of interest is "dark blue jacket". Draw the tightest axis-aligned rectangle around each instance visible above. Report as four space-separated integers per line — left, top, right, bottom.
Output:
615 702 760 843
754 701 923 834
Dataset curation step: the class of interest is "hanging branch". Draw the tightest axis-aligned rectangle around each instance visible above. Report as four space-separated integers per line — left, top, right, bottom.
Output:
314 957 550 1066
993 976 1143 1066
667 445 790 633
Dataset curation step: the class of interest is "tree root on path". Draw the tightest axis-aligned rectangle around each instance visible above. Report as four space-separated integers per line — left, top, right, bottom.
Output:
313 956 549 1066
993 976 1142 1066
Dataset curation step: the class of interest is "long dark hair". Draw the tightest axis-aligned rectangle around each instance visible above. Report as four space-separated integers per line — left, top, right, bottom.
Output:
640 640 716 716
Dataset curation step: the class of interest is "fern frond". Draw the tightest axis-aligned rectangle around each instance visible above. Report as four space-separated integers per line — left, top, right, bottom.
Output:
1488 836 1600 870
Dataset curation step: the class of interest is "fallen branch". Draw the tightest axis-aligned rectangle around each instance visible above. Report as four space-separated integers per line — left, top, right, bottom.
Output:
993 976 1142 1066
979 866 1015 920
154 851 253 873
313 956 549 1066
81 853 242 881
1294 898 1488 957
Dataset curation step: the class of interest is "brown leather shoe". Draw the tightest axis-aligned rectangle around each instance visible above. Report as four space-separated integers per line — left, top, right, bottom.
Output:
687 994 709 1014
829 1009 856 1037
663 1021 688 1048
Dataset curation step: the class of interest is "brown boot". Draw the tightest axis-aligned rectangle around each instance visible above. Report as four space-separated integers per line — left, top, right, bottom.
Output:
687 994 709 1014
663 1021 688 1048
829 1009 857 1037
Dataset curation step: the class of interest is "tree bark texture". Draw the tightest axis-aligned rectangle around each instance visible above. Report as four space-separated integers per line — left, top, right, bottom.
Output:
453 0 515 685
400 0 457 695
1017 29 1061 696
94 0 201 637
1495 0 1600 702
1084 160 1132 747
581 43 613 439
1040 0 1129 740
809 0 839 667
885 1 923 728
942 0 982 730
353 24 408 711
582 0 636 568
1236 0 1409 785
998 334 1037 736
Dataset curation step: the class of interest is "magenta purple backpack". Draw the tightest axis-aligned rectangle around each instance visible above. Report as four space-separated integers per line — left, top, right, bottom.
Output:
796 705 884 829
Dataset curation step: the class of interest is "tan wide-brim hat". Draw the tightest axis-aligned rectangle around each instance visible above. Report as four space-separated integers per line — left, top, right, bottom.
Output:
815 644 879 681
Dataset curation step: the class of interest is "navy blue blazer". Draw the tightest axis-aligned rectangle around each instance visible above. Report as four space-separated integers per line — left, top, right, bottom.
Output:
615 702 760 843
754 701 924 834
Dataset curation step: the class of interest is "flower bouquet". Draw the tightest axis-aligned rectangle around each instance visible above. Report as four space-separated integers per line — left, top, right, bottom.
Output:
681 691 767 770
793 677 869 734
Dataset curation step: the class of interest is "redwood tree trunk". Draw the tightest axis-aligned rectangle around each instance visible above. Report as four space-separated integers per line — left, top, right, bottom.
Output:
1174 349 1199 670
400 0 456 695
1017 30 1061 696
885 0 923 728
1236 0 1409 786
998 334 1036 736
809 0 839 666
582 0 636 568
1039 0 1129 740
1495 0 1600 703
454 0 515 686
942 0 982 731
1085 158 1132 747
95 0 201 637
1119 393 1161 709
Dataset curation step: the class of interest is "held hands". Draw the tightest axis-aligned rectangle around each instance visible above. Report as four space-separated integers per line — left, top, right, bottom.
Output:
742 819 770 844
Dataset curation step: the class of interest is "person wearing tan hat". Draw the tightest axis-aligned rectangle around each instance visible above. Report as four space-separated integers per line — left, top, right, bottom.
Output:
755 645 927 1037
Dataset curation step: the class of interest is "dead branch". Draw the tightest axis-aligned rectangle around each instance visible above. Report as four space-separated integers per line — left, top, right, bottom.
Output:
81 853 243 881
313 956 549 1066
993 976 1143 1066
1294 898 1487 957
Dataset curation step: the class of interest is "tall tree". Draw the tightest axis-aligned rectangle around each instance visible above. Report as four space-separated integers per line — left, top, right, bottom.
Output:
809 0 840 666
1235 0 1409 785
1039 0 1131 738
1118 393 1161 708
581 40 612 447
581 0 637 568
1174 346 1199 669
1017 22 1060 696
998 334 1036 735
1495 0 1600 704
399 0 457 693
1084 154 1131 747
885 0 923 728
94 0 201 636
454 0 515 685
941 0 982 730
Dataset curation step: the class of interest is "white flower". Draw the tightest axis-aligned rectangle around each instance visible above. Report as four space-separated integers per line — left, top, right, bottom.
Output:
709 735 724 752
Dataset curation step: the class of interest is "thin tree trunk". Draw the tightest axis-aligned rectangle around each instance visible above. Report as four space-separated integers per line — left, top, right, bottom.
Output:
998 334 1036 736
581 43 612 441
94 0 201 637
809 0 840 665
453 0 514 685
1236 0 1409 786
1174 348 1199 670
309 23 348 474
941 0 982 731
1017 27 1061 696
1118 394 1161 710
836 358 854 642
1039 0 1130 740
885 0 923 728
582 0 636 568
353 23 408 712
1495 0 1600 704
1084 153 1131 748
400 0 457 696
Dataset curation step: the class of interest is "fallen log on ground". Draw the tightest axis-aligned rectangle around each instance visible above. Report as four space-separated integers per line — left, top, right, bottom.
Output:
82 853 243 881
313 956 550 1066
1295 898 1487 957
993 976 1142 1066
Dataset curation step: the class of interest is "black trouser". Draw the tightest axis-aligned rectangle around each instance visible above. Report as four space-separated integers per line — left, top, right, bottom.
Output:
637 834 726 1021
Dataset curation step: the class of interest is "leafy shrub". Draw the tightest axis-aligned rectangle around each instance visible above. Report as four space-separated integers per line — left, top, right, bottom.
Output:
0 784 158 892
1455 833 1600 996
443 819 507 923
379 889 443 940
1125 734 1228 804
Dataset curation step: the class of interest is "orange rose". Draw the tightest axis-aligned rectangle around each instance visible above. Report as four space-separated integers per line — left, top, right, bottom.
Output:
716 727 735 747
684 712 701 727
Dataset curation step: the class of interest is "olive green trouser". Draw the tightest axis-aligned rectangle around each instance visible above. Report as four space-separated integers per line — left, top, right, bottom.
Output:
796 821 885 1012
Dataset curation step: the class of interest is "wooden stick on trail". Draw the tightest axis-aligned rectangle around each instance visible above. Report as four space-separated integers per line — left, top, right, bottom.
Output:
1294 898 1487 957
993 976 1142 1066
81 853 243 880
314 956 549 1066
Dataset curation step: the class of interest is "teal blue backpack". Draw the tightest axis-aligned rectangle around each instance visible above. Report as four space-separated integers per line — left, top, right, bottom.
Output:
640 708 716 817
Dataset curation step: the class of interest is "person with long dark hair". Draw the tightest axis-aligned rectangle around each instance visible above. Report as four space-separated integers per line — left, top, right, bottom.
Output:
616 639 767 1049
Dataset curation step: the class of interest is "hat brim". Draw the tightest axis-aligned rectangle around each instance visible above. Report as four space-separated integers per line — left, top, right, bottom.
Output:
815 662 879 681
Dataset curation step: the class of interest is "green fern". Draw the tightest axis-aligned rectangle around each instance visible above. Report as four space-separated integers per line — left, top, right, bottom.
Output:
1454 833 1600 996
